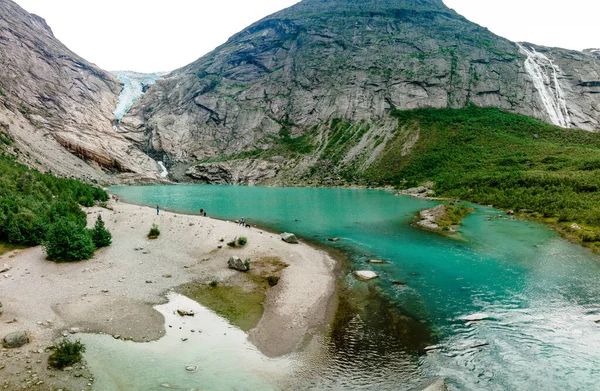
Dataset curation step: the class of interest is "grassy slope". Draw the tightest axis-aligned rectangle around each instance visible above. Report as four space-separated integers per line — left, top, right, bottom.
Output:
365 106 600 251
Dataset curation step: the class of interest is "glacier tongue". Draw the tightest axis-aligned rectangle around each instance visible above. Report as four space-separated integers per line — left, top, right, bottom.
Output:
517 43 571 128
112 71 166 121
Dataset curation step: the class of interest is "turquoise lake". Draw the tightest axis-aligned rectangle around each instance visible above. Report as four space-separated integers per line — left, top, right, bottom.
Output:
107 185 600 390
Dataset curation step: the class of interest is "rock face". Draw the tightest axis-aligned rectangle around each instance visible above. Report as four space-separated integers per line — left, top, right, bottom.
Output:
281 233 299 244
2 331 28 348
0 0 158 180
227 256 250 271
416 204 447 231
120 0 600 185
185 158 282 185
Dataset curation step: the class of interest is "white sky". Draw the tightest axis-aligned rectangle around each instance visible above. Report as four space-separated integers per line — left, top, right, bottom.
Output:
12 0 600 73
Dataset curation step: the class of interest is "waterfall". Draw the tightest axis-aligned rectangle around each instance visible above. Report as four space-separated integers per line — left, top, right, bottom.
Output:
157 161 168 178
517 43 571 128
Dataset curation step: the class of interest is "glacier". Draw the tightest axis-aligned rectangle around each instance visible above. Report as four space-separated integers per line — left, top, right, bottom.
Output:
112 71 166 120
517 44 571 128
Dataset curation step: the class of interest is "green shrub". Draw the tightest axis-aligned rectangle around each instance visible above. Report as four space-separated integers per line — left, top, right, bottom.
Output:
209 280 218 287
0 153 108 248
44 219 96 262
227 238 237 247
148 224 160 239
237 237 247 246
267 276 279 286
48 339 86 369
90 215 111 248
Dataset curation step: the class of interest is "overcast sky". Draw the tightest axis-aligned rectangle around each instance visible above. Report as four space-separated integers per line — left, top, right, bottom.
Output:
13 0 600 73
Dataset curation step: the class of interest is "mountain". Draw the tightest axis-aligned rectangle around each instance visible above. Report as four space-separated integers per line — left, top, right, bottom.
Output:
0 0 158 181
119 0 600 185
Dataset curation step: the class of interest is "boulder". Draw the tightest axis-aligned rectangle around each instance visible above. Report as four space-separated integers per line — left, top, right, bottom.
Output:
367 259 386 264
327 237 340 242
176 309 195 317
185 365 198 372
281 233 299 244
459 313 491 322
354 270 379 281
0 264 11 273
3 331 29 348
228 256 250 272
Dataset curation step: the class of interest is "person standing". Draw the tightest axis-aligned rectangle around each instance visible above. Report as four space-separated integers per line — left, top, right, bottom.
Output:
156 205 160 215
239 217 245 226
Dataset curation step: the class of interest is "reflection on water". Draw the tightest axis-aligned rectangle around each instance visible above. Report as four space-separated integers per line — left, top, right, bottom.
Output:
108 185 600 390
81 293 296 391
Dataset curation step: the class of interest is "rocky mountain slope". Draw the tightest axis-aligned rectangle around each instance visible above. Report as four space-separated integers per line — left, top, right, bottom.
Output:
0 0 159 182
119 0 600 185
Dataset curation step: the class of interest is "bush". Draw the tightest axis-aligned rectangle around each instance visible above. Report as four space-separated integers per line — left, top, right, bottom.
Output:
44 219 96 262
227 238 237 247
237 237 247 246
148 224 160 239
48 339 86 369
90 215 111 248
209 280 218 287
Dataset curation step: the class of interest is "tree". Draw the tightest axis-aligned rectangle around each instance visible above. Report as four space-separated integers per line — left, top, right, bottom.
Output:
44 219 95 262
90 215 112 248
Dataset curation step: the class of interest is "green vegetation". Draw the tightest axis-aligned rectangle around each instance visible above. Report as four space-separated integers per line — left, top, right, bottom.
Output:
48 339 86 369
237 237 247 246
0 153 108 260
148 224 160 239
177 283 264 331
435 204 474 231
44 219 96 262
368 106 600 251
90 215 112 248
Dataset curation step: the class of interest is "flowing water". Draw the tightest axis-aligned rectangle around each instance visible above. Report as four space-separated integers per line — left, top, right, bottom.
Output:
517 43 571 128
98 185 600 390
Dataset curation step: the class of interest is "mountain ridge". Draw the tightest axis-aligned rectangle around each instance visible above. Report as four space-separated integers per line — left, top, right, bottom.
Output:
0 0 160 182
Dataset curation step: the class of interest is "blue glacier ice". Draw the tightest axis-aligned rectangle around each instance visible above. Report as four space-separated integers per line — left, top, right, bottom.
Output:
112 71 166 120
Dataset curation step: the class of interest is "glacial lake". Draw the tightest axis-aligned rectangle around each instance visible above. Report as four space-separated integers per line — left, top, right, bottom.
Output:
99 185 600 390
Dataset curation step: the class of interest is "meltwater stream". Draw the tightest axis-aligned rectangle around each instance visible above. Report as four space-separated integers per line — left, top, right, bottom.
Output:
103 185 600 390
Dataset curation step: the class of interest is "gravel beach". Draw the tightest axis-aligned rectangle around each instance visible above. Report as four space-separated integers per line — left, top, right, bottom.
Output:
0 201 337 389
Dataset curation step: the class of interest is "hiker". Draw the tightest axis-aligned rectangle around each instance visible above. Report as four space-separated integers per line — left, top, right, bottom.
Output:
156 205 160 215
200 208 204 216
239 217 245 226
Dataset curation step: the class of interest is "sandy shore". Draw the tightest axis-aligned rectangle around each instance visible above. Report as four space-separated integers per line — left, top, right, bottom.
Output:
0 201 337 389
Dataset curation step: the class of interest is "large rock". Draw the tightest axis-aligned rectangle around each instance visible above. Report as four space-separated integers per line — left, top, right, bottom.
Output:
281 233 299 244
228 256 250 272
354 270 379 281
0 264 10 273
416 204 447 231
2 331 29 348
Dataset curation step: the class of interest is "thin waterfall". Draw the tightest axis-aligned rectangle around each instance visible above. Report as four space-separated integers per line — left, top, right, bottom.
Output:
157 161 168 178
517 43 571 128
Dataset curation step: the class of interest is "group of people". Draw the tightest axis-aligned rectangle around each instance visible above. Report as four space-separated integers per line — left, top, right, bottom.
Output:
154 205 208 217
